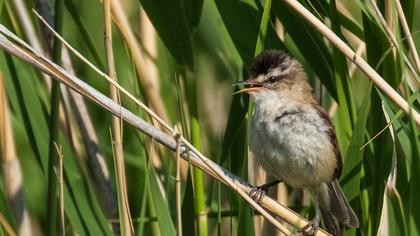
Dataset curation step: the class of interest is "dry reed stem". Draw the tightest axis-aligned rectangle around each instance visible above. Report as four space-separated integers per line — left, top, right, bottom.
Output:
103 1 134 234
249 154 267 233
174 126 183 236
0 71 33 236
0 27 333 236
368 0 418 80
12 1 116 221
139 8 175 178
30 14 180 204
284 0 420 126
61 48 117 220
395 0 420 73
328 43 366 116
110 0 170 124
31 11 172 132
35 1 121 231
377 101 399 236
0 214 17 236
9 0 52 87
13 0 115 216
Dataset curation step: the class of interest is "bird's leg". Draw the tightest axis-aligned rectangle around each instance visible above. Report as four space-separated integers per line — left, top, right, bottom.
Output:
298 193 321 236
249 180 282 203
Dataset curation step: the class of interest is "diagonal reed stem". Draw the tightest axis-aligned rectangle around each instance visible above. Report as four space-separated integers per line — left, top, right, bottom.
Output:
283 0 420 126
0 25 332 236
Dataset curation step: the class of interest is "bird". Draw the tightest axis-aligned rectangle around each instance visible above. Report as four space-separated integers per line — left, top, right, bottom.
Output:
233 50 359 235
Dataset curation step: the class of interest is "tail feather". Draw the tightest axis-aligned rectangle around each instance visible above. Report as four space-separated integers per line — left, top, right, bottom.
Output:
328 180 359 228
318 181 359 236
320 204 343 236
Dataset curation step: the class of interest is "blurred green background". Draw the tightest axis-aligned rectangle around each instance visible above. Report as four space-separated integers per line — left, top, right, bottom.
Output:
0 0 419 235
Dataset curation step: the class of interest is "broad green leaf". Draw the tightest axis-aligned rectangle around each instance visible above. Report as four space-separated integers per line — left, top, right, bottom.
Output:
362 7 401 231
139 0 194 68
1 39 112 236
386 190 408 236
329 0 356 154
400 0 416 29
182 0 203 31
237 114 253 236
0 180 16 230
405 88 420 235
341 84 371 200
254 0 272 55
64 0 105 70
304 0 364 40
4 55 48 171
378 90 419 236
214 0 285 68
362 14 400 88
181 169 196 236
149 167 176 236
237 198 254 236
272 1 337 99
362 89 393 234
185 70 208 236
219 89 248 174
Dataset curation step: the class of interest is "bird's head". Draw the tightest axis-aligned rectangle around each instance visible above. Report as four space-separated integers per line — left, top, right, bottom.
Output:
233 50 308 104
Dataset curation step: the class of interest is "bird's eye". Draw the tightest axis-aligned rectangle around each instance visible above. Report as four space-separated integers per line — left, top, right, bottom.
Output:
267 76 278 83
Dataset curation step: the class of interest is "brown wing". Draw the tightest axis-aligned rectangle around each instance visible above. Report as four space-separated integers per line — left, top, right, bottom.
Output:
315 106 342 179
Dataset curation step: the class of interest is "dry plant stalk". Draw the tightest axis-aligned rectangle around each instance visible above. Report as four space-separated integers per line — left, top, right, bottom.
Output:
395 0 420 73
11 0 117 221
110 0 170 124
103 0 134 234
376 101 399 236
174 126 183 236
9 0 51 87
0 25 332 236
0 214 17 236
283 0 420 125
0 71 33 236
53 143 65 236
61 48 117 221
367 0 418 79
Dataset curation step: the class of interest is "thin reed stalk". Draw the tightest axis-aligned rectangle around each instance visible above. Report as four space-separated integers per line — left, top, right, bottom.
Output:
53 144 65 236
174 127 183 236
45 0 64 234
283 0 420 125
368 0 417 78
11 0 116 219
111 0 170 124
103 0 133 234
0 215 17 236
61 48 118 225
395 0 420 73
0 27 331 235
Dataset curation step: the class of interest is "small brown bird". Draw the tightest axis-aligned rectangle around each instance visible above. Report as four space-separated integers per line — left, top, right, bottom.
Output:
234 50 359 235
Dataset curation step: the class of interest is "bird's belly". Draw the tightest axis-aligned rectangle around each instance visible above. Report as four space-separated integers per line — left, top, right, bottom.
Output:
250 118 336 188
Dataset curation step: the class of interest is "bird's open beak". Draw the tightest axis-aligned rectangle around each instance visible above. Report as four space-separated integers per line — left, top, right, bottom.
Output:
232 80 263 94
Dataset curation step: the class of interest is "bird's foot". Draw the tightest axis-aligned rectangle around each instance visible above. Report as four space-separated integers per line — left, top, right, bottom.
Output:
249 186 266 203
298 217 320 236
249 180 282 203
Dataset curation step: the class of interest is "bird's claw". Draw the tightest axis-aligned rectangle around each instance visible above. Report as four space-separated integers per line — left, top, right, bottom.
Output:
249 186 267 203
298 217 320 236
249 180 282 203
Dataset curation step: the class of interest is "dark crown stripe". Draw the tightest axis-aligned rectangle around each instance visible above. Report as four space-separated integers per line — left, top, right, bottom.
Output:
249 50 289 77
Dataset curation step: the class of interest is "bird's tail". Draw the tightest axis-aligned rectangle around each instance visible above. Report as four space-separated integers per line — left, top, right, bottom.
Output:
320 180 359 236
